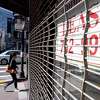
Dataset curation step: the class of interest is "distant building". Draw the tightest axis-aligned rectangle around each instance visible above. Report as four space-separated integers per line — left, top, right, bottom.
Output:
0 7 14 52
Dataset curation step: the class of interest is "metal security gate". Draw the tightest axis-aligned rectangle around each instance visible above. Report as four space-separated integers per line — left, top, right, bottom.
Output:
29 0 100 100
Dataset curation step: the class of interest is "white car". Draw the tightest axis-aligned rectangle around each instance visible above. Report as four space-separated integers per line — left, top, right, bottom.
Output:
0 50 23 65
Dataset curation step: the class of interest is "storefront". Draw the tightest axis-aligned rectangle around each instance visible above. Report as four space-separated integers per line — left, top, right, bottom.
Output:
29 0 100 99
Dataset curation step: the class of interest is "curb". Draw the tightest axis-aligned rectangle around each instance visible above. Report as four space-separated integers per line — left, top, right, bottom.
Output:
0 78 28 85
0 80 10 85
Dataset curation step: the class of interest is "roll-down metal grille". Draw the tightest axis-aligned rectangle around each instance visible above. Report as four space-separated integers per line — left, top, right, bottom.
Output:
29 0 100 100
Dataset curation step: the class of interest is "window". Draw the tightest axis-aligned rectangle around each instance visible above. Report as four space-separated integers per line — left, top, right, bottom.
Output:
6 51 20 55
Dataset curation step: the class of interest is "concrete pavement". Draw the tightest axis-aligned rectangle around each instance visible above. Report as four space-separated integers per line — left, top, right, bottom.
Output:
0 80 29 100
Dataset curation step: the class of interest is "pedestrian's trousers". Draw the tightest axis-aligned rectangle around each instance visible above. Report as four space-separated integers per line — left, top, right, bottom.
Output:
6 73 17 89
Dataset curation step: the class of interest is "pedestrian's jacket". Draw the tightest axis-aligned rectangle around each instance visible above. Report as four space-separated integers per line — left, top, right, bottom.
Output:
10 59 17 70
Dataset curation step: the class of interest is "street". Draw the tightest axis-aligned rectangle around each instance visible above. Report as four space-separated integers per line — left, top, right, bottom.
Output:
0 64 27 83
0 65 11 83
0 64 29 100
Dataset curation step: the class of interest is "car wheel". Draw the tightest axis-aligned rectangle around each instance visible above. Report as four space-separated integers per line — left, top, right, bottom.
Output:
1 59 8 65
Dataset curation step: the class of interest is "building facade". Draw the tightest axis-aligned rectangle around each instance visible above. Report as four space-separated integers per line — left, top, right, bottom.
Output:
0 7 14 52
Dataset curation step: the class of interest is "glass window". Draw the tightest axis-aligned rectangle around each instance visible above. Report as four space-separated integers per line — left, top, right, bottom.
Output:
6 51 13 55
6 51 20 55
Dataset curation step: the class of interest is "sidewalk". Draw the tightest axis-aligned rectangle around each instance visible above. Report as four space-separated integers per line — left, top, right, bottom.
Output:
0 80 29 100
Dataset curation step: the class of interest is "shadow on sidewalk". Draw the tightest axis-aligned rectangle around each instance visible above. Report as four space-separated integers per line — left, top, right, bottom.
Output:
4 90 14 92
20 88 29 92
4 89 29 92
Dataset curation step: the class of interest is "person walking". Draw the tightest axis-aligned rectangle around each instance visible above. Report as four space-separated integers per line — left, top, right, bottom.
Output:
4 52 19 91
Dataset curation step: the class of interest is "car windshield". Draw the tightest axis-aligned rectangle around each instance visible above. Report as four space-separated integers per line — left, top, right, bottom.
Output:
2 50 20 55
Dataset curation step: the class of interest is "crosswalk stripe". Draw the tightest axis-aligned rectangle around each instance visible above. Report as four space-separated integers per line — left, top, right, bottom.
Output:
0 67 7 69
0 80 6 84
0 70 6 73
0 75 11 78
0 79 12 84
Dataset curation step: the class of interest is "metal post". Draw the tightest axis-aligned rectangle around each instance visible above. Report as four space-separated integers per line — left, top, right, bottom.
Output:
20 30 25 78
26 54 28 79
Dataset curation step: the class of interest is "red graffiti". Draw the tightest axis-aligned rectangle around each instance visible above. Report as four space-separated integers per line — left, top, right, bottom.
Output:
90 34 98 55
80 11 99 30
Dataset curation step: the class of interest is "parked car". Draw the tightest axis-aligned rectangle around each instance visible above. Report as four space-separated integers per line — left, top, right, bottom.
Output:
0 50 25 65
